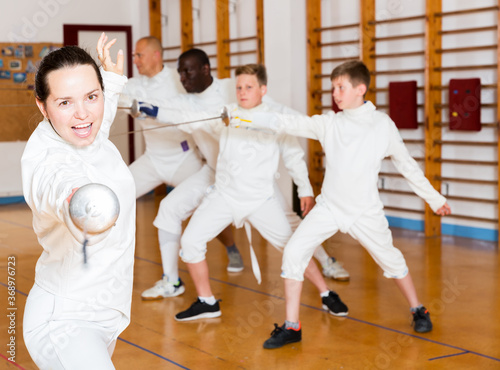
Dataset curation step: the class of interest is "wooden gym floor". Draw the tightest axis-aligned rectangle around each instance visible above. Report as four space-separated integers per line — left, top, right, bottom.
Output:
1 193 499 369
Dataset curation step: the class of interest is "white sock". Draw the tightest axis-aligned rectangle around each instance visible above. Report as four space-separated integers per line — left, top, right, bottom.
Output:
313 246 330 266
320 290 330 298
199 296 216 305
158 229 181 282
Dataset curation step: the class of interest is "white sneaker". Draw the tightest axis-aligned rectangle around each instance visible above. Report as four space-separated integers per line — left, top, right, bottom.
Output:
141 277 185 300
322 258 350 281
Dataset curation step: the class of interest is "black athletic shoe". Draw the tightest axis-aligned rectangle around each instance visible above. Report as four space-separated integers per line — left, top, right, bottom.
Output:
175 298 221 321
412 306 432 333
263 323 302 349
322 291 348 316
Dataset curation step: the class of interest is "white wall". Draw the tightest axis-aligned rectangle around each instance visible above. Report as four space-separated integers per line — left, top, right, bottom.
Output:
263 0 308 205
3 0 143 44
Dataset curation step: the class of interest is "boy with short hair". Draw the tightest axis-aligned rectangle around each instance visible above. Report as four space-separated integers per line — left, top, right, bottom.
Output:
158 64 348 322
243 60 451 348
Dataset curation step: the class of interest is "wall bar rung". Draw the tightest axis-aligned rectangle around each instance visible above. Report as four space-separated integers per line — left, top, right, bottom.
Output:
384 206 424 214
439 26 497 35
434 140 497 147
162 45 181 51
434 122 497 128
434 64 497 72
314 22 359 32
317 56 359 63
227 50 256 57
435 159 498 166
379 189 418 196
224 36 258 43
436 176 498 185
437 45 496 53
446 195 498 204
436 6 499 18
373 33 424 42
370 51 425 58
434 103 497 108
370 86 424 92
369 14 425 25
319 40 359 47
431 84 497 90
372 68 425 75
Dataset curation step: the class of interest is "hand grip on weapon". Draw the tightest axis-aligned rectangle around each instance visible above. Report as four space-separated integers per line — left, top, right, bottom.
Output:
137 101 159 118
228 108 281 132
64 183 120 248
228 107 252 128
118 100 159 119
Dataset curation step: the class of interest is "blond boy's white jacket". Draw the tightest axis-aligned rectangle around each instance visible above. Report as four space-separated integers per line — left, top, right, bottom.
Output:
158 101 313 227
21 70 136 327
256 101 447 231
120 65 200 172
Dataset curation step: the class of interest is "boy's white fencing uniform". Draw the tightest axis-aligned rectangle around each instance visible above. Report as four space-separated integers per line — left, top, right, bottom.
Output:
171 103 311 265
121 65 203 196
22 70 135 369
253 101 447 280
154 99 313 235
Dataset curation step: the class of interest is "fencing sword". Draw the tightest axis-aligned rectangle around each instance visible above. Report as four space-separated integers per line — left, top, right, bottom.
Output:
113 105 275 136
112 105 230 137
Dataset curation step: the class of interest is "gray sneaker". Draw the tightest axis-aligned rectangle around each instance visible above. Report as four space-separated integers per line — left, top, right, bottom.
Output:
141 277 185 300
227 250 244 272
322 258 350 281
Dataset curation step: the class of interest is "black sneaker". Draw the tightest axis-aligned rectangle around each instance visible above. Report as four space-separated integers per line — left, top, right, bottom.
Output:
322 291 348 316
263 323 301 349
175 299 221 322
412 306 432 333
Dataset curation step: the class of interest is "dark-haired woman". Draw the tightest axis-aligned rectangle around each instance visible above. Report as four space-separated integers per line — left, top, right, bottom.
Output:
21 33 135 369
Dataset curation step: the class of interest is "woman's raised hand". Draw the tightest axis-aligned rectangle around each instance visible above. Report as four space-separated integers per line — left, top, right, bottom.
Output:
96 32 124 75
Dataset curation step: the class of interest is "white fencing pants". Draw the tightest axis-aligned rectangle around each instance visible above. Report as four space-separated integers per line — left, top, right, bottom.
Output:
153 164 214 235
281 203 408 281
129 153 202 198
180 190 292 264
23 284 127 370
273 182 331 266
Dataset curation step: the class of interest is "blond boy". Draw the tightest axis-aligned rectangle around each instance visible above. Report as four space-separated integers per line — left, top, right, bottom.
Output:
242 60 451 348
